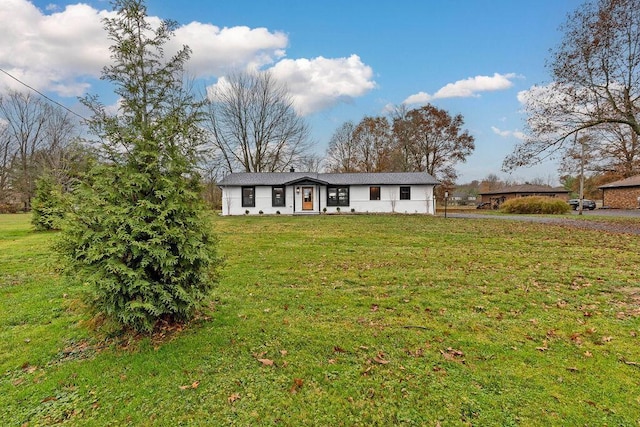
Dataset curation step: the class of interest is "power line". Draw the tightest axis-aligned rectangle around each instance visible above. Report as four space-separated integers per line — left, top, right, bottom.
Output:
0 67 89 121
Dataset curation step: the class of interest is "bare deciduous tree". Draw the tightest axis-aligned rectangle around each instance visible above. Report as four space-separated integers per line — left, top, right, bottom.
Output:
0 123 12 202
325 117 393 173
595 125 640 176
325 121 357 173
0 91 82 208
294 153 323 172
351 116 393 172
504 0 640 173
326 105 474 181
389 104 414 172
205 71 311 173
0 91 83 208
0 91 48 208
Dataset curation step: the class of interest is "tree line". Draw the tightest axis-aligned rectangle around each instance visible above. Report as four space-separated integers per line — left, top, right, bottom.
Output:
1 78 476 212
324 105 475 184
0 92 91 211
3 0 640 215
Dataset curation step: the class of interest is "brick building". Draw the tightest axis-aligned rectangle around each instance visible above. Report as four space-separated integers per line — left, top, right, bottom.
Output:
479 184 570 209
599 175 640 209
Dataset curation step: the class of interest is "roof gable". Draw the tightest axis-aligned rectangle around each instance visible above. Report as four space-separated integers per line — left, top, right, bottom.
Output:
283 176 329 186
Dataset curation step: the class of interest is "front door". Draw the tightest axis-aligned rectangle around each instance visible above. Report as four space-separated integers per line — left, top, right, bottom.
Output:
302 187 314 210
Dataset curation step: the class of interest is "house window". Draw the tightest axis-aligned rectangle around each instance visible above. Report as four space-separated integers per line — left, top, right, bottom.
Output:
400 186 411 200
370 186 381 200
272 186 285 207
327 186 350 206
242 186 255 207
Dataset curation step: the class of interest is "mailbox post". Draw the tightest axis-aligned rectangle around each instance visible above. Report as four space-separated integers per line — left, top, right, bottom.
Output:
444 190 449 218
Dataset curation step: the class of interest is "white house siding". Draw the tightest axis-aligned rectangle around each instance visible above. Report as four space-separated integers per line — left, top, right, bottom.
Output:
222 184 435 215
223 186 295 216
344 185 435 214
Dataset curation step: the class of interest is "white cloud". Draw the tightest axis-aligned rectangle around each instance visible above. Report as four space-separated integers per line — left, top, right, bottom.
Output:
0 1 375 116
172 23 288 78
0 1 290 96
403 73 518 105
491 126 511 137
0 1 113 96
491 126 526 140
403 91 432 105
267 55 376 116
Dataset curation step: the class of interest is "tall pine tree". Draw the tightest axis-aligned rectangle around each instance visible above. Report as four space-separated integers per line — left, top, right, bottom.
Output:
58 0 219 332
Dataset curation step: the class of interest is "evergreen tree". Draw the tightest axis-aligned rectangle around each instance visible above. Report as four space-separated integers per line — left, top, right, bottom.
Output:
31 174 67 231
58 0 219 332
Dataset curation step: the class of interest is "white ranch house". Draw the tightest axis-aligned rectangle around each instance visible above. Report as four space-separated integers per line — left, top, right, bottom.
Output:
218 171 440 216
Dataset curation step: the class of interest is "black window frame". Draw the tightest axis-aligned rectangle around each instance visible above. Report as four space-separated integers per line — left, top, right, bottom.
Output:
272 186 286 207
370 186 381 201
399 186 411 200
241 186 255 207
327 185 350 207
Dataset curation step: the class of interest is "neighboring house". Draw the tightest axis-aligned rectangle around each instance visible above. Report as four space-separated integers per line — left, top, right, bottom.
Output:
479 184 570 208
218 171 439 216
599 175 640 209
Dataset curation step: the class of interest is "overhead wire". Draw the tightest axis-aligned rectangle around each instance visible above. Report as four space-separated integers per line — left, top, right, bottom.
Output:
0 67 89 121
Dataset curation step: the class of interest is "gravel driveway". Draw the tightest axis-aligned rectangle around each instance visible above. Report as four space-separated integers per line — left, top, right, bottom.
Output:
446 210 640 235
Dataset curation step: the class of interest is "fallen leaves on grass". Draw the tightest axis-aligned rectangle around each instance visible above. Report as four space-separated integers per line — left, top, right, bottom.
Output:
440 348 465 363
179 381 199 390
373 353 390 365
257 358 274 367
227 393 241 404
253 351 276 367
21 363 37 374
536 340 549 352
570 332 582 344
289 378 304 394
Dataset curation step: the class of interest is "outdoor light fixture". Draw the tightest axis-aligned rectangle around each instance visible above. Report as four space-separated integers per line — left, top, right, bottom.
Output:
296 187 300 194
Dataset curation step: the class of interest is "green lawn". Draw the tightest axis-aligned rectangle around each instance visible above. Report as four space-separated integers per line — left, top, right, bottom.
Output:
1 213 639 426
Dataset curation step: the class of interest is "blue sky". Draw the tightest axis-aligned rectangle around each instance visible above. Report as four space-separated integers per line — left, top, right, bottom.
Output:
1 0 584 183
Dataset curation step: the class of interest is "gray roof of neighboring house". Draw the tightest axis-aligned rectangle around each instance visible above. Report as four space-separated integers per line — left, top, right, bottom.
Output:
598 175 640 189
479 184 569 196
218 172 440 186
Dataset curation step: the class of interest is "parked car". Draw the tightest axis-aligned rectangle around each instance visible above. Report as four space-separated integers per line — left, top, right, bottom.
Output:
568 199 596 210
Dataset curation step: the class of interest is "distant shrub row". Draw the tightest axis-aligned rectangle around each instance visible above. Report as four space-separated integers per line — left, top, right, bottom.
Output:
500 196 570 215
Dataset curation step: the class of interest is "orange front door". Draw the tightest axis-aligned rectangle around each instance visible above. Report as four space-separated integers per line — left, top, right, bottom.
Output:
302 187 313 210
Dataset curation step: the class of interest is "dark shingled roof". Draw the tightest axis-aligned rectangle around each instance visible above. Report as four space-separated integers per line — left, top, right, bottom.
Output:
479 184 569 196
218 172 439 186
598 175 640 189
